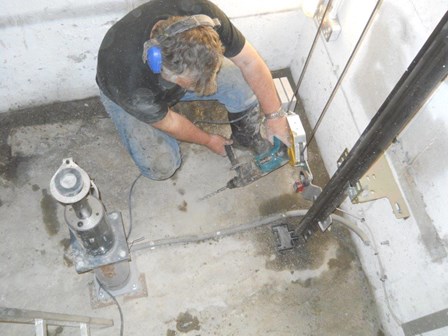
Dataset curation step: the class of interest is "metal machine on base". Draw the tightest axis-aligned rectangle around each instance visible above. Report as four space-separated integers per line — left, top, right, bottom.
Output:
49 158 147 307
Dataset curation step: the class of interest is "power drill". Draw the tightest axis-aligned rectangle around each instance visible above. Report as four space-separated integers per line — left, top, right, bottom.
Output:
225 137 289 189
199 111 316 201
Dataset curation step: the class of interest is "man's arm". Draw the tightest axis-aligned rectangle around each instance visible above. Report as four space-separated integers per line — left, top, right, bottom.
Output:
230 41 290 145
152 108 231 155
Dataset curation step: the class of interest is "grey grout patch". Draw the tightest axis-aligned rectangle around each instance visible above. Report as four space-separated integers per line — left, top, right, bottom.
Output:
40 188 61 236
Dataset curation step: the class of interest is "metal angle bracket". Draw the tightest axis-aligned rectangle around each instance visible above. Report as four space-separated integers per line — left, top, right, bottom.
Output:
338 149 410 219
318 216 333 231
301 215 332 242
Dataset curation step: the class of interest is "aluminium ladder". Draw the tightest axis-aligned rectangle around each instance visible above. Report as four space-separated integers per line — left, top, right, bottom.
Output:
0 307 114 336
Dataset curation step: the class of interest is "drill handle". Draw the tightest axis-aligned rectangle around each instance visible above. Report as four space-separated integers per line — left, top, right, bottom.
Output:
225 144 238 166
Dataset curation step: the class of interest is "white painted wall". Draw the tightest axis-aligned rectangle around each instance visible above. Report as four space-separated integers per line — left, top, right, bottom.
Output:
2 0 448 335
0 0 303 112
291 0 448 335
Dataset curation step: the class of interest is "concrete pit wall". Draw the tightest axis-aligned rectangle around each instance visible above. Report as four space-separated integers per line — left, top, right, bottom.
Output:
0 0 303 112
291 0 448 335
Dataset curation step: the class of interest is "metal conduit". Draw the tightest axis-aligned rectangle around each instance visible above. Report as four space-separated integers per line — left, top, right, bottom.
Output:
297 11 448 240
130 210 371 253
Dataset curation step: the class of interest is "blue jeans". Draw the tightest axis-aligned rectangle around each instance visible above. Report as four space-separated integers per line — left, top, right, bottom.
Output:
100 58 257 180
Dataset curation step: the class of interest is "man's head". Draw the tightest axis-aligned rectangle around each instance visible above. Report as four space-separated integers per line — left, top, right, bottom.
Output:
150 16 224 96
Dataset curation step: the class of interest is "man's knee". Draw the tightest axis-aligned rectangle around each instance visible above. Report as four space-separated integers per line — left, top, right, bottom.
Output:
138 151 181 180
103 106 181 180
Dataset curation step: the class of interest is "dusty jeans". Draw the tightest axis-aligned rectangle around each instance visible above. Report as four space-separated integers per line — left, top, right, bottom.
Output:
100 58 257 180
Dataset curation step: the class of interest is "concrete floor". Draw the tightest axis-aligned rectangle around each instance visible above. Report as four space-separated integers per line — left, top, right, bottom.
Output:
0 96 383 335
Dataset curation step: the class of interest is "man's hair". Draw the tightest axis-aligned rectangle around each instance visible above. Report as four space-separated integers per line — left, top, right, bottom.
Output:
152 16 224 96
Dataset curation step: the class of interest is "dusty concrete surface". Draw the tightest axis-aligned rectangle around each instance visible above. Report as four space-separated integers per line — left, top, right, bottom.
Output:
0 97 382 335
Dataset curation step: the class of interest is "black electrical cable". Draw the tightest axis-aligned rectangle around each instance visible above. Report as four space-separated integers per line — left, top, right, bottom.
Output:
127 173 143 240
301 0 383 155
98 282 124 336
193 112 247 125
96 174 142 336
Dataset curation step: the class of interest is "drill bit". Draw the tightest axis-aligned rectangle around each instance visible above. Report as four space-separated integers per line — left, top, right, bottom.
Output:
198 186 228 201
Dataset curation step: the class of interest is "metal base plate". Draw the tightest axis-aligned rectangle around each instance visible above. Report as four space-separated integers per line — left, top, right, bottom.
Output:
88 261 148 309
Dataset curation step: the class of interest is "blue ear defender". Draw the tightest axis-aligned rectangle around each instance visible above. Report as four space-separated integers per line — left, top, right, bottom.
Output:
147 45 162 74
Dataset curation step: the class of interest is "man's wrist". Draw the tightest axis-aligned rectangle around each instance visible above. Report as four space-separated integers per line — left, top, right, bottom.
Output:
264 107 287 120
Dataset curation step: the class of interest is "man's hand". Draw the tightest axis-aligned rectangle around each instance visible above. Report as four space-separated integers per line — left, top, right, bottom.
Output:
153 109 232 156
205 134 233 156
265 116 291 147
231 42 291 147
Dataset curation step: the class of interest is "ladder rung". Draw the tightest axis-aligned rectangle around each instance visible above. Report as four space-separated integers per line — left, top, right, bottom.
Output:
80 323 90 336
35 319 47 336
1 307 113 335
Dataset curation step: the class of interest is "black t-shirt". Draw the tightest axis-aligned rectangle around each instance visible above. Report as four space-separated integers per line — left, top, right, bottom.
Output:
96 0 246 123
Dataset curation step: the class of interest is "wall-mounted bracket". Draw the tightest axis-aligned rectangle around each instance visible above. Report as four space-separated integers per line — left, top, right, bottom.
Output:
315 2 342 41
337 149 410 219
